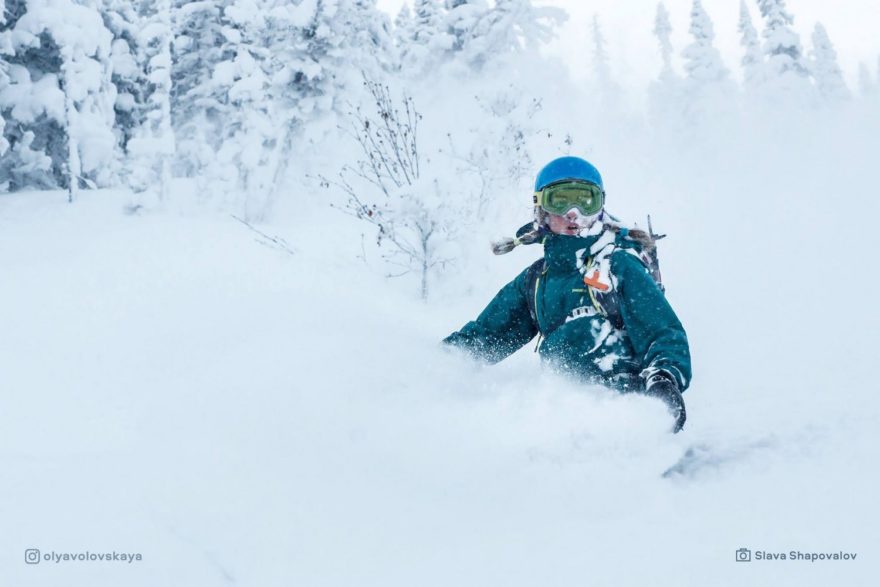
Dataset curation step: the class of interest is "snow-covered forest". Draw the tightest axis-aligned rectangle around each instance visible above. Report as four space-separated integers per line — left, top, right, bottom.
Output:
2 0 879 296
3 1 879 585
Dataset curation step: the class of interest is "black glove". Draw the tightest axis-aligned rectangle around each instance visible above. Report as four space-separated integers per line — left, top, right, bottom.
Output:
643 371 686 433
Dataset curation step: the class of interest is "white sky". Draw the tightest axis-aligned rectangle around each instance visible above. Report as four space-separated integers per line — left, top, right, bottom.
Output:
377 0 880 90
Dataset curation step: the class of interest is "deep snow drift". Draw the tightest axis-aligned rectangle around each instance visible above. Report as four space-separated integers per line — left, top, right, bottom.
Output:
2 177 878 585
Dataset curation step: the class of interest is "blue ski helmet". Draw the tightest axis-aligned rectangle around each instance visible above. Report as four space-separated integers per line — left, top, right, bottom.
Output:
534 156 603 192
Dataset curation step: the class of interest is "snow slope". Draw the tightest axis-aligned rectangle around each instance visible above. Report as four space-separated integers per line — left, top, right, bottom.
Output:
1 179 878 586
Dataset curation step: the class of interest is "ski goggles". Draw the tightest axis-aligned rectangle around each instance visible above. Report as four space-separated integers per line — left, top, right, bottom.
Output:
534 181 605 216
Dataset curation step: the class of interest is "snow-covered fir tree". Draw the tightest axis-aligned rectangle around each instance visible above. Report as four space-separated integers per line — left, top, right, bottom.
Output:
248 0 323 214
680 0 734 124
399 0 451 76
0 0 118 197
123 0 175 201
462 0 562 72
756 0 812 101
0 58 10 188
295 0 395 120
101 0 148 157
738 0 764 91
654 2 675 79
874 57 880 100
344 0 397 74
393 2 414 56
874 56 880 97
205 0 276 213
445 0 487 54
1 0 65 191
682 0 729 86
195 0 397 216
648 2 683 132
56 1 119 198
809 23 850 105
588 14 622 125
590 14 612 87
170 0 232 178
858 61 876 100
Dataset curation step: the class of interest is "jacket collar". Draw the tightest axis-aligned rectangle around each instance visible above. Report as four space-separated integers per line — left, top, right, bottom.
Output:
543 231 602 273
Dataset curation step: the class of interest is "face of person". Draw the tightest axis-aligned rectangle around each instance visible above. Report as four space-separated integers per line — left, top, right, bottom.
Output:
546 208 601 235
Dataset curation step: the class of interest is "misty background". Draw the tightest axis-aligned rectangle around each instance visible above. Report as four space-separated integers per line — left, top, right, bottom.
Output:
2 1 879 585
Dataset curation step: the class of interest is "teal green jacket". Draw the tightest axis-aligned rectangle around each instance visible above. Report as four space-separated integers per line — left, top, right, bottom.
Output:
443 230 691 392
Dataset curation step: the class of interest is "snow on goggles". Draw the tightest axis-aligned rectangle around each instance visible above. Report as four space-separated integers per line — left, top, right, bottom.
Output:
535 181 605 216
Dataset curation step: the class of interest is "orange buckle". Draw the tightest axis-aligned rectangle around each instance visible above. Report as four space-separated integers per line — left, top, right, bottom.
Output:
583 270 610 291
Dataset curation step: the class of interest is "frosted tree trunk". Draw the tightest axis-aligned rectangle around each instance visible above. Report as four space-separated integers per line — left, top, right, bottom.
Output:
653 3 674 78
738 0 763 89
591 14 611 84
810 23 849 103
858 63 875 98
156 0 174 201
127 0 176 202
59 51 81 203
757 0 812 103
418 220 434 302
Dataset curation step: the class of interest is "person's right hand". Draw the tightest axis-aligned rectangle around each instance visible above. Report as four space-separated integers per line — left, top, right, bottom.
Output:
643 371 686 433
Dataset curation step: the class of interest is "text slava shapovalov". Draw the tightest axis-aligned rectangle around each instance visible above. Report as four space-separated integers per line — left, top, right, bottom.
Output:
754 551 857 562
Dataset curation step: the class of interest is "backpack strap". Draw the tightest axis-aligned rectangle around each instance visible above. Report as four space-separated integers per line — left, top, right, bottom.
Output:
583 226 659 330
524 257 545 332
524 223 665 334
593 285 624 329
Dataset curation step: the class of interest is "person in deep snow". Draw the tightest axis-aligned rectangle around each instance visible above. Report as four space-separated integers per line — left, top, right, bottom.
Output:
443 156 692 432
